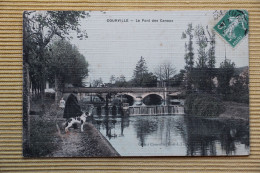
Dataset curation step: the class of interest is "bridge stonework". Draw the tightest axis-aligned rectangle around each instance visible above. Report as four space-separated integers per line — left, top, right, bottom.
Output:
63 87 180 103
116 92 165 102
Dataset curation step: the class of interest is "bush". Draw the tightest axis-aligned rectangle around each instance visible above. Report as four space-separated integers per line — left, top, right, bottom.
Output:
26 117 60 157
184 93 225 117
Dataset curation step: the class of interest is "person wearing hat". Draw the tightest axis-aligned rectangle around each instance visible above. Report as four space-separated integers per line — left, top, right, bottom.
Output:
63 91 82 129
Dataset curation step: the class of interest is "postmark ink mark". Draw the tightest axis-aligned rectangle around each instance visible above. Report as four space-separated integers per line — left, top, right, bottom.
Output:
214 10 248 48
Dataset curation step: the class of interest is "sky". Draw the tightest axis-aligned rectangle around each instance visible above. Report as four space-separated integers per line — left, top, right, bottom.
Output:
70 11 249 84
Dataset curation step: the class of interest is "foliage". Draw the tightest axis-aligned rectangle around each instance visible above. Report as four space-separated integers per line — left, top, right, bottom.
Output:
47 40 89 87
132 57 154 87
109 71 157 88
23 11 87 98
27 117 60 157
206 28 216 91
92 78 103 87
207 29 216 69
24 11 87 48
154 61 176 86
184 93 225 117
141 72 157 87
184 24 195 70
170 69 186 87
228 67 249 103
133 56 148 83
195 25 208 68
182 23 217 92
182 23 195 91
193 25 215 91
114 75 128 87
117 75 126 82
109 75 116 84
217 59 235 99
47 11 88 39
190 68 216 92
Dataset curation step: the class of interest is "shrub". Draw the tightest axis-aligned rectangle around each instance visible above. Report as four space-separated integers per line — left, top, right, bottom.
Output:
184 93 225 117
26 117 60 157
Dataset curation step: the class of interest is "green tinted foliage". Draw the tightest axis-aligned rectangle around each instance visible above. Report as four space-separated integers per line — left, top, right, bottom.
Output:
132 56 149 87
185 93 225 117
170 69 186 87
27 118 59 157
182 24 216 93
142 72 157 87
228 68 249 103
217 59 235 99
48 40 89 87
23 11 87 94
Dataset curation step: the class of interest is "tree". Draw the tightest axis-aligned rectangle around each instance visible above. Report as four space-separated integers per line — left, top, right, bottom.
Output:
92 78 103 87
207 28 216 69
109 75 116 84
118 75 126 82
132 56 148 86
23 13 90 147
182 24 217 93
114 75 128 87
192 25 216 92
23 11 87 155
217 59 235 99
206 27 216 91
195 25 208 68
23 11 87 103
183 24 195 71
230 67 249 103
154 61 176 87
47 40 89 88
171 69 186 87
131 57 157 87
182 23 195 91
142 72 157 87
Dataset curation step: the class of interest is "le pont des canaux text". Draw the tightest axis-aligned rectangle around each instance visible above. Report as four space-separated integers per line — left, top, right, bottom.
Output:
107 19 174 23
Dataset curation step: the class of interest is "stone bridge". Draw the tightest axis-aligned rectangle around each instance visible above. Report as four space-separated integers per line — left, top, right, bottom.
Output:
63 87 181 105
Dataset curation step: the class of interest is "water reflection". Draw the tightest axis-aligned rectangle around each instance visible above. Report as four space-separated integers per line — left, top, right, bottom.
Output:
184 117 249 156
134 118 158 147
94 116 130 140
92 115 249 156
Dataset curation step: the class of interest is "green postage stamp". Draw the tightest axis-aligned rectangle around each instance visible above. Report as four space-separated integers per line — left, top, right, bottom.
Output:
214 10 248 48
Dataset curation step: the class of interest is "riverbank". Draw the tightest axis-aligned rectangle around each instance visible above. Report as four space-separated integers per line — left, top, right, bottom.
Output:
219 101 249 121
27 114 119 157
50 121 120 157
27 97 120 157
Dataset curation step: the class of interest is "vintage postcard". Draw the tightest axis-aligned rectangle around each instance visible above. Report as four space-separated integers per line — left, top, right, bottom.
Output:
23 10 249 157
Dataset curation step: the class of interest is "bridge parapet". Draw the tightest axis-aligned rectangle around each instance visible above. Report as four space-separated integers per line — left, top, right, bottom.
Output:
63 87 180 93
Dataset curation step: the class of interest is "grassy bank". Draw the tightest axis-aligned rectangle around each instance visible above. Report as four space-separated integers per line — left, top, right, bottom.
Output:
184 93 249 120
219 101 249 121
25 116 61 157
25 97 119 157
184 93 225 117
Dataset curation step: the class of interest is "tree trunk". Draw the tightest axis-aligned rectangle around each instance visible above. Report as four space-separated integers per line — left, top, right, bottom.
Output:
55 73 58 104
40 77 45 115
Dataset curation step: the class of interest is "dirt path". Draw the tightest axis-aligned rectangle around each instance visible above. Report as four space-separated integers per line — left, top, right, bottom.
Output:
50 122 120 157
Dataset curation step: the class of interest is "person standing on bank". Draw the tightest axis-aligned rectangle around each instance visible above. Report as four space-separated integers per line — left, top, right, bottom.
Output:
63 91 82 129
59 97 65 110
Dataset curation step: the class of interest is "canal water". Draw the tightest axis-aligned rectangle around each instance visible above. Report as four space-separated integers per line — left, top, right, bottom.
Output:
92 115 249 156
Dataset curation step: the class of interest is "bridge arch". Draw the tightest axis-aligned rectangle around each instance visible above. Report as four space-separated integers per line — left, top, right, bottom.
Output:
142 94 163 106
116 93 135 106
79 93 105 102
141 92 164 99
